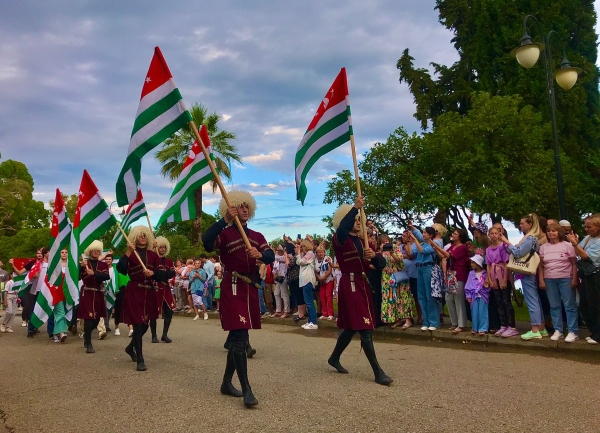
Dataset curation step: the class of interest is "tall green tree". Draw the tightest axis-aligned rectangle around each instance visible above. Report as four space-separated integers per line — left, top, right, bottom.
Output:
325 93 584 229
0 160 49 235
155 104 240 244
397 0 600 218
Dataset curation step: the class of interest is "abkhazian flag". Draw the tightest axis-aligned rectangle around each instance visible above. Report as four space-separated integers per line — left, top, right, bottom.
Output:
64 170 117 309
30 277 61 328
14 274 26 297
156 124 215 227
116 46 192 206
111 188 148 248
295 67 352 205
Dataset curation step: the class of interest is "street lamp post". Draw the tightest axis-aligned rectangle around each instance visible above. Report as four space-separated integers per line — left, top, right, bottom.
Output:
510 15 582 221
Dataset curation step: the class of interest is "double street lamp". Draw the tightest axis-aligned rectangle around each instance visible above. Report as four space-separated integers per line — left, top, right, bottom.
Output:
510 15 582 220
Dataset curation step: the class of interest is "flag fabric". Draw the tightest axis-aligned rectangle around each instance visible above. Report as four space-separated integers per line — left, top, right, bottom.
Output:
295 67 352 205
111 188 148 248
156 124 215 227
30 189 71 328
116 46 193 206
19 260 41 298
14 274 26 297
64 170 117 308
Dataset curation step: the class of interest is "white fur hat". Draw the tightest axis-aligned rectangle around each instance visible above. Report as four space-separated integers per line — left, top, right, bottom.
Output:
155 236 171 257
332 204 355 231
84 240 103 257
219 190 256 220
127 225 155 247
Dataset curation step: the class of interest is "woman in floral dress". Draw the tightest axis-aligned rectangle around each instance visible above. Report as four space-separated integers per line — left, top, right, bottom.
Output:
380 236 416 329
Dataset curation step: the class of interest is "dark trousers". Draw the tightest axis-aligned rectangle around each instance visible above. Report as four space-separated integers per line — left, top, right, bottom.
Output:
488 289 501 331
22 292 37 322
493 283 516 328
580 272 600 341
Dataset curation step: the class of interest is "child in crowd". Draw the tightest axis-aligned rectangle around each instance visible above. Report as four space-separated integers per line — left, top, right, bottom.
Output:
215 270 222 312
465 254 490 336
486 227 519 337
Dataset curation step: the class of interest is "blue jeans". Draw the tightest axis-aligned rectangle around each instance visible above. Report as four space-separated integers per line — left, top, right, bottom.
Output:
302 282 317 324
471 297 489 332
544 277 578 334
519 274 543 326
204 281 215 310
416 265 439 328
259 281 268 314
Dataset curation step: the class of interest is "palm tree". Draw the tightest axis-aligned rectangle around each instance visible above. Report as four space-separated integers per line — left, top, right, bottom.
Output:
155 103 241 244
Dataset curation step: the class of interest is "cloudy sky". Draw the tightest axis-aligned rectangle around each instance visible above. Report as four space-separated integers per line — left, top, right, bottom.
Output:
0 1 598 241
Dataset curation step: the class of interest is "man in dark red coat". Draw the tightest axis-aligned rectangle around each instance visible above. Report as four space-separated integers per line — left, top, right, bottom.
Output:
78 240 110 354
327 196 393 386
203 190 274 408
117 226 162 371
150 236 176 343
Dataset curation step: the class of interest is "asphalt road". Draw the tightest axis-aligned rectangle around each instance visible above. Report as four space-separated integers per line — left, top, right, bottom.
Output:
1 315 599 433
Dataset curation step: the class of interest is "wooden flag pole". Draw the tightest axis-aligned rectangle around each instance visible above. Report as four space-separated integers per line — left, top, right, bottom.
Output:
187 120 252 250
115 220 148 272
349 135 369 243
145 214 159 253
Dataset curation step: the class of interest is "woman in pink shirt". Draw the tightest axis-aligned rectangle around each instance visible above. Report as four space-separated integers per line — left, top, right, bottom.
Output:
538 222 578 342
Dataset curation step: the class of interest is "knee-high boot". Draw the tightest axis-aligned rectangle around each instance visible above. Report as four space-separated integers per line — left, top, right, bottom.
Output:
150 319 159 343
161 317 172 343
221 336 243 398
84 319 96 353
232 331 258 408
133 324 147 371
359 330 392 386
328 329 355 373
224 333 233 351
246 334 256 358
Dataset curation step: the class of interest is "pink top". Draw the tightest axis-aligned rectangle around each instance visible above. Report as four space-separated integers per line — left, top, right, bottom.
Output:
539 241 576 279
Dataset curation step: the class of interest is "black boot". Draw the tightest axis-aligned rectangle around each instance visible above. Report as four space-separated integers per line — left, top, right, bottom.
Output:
134 324 147 371
150 319 159 343
224 333 233 351
84 320 96 353
328 329 355 374
246 335 256 359
360 330 392 386
233 332 258 408
161 317 172 343
220 347 243 398
125 340 137 362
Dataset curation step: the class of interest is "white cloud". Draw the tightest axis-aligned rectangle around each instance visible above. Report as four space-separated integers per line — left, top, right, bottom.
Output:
263 126 304 141
244 150 283 166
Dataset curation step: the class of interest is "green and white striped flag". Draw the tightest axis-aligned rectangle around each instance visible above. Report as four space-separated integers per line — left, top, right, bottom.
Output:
111 188 148 248
13 274 26 297
64 170 117 308
30 189 70 327
156 124 215 227
295 67 352 205
116 46 192 206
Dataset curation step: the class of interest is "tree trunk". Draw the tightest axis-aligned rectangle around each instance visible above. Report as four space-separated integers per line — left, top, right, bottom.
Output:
192 188 203 245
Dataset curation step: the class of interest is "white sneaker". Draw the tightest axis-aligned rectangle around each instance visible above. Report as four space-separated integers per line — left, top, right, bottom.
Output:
0 324 5 332
318 316 327 320
421 326 428 331
428 327 437 331
21 321 27 327
203 312 208 320
53 336 60 343
6 328 13 333
128 329 133 337
327 316 334 320
587 338 598 345
292 312 299 316
193 315 200 321
114 328 120 336
301 322 309 329
565 332 579 343
550 330 563 341
304 323 318 330
586 336 592 341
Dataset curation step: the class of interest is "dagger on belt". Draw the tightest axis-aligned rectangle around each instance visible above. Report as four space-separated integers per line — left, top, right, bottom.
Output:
231 271 263 290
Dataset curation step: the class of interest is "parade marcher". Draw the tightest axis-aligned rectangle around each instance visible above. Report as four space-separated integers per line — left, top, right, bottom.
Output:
10 251 43 329
327 196 392 386
150 236 176 343
78 241 110 353
202 190 274 408
117 226 162 371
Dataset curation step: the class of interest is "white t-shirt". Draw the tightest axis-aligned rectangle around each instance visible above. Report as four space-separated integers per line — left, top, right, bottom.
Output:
34 262 48 294
4 280 15 294
314 256 334 284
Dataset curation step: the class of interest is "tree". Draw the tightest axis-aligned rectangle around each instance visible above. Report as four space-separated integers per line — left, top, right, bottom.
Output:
155 104 240 244
0 160 50 235
397 0 600 219
48 193 78 220
0 228 51 269
324 93 584 230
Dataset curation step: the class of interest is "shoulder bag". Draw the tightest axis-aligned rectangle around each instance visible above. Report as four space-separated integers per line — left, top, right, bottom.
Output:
576 237 599 277
506 250 540 276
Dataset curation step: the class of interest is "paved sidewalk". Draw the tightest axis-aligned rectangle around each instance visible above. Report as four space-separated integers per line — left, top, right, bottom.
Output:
172 309 600 356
